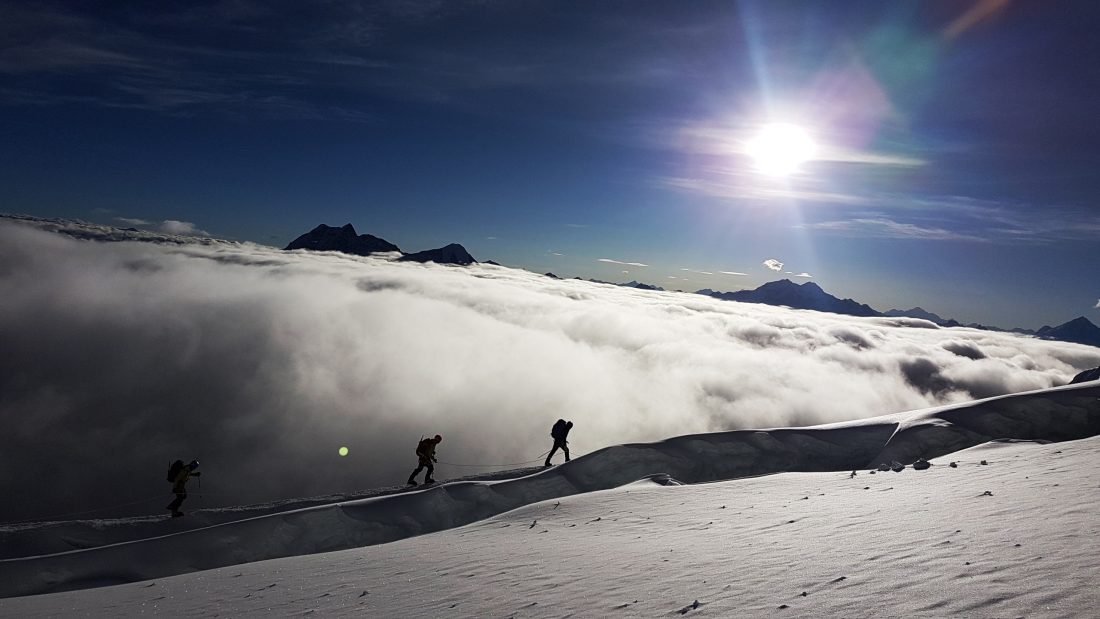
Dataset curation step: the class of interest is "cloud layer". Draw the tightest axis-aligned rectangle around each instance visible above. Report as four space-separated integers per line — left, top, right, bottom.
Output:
1 219 1097 521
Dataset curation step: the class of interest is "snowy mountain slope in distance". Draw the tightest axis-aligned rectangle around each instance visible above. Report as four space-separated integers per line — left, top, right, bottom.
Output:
1 381 1097 600
3 435 1098 618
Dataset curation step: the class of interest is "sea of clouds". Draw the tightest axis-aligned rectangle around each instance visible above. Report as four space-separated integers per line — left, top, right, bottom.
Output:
1 216 1097 521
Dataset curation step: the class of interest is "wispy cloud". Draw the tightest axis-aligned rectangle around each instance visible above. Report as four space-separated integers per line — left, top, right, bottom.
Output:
660 173 876 207
115 217 152 226
599 258 648 267
801 218 987 242
564 223 589 229
720 271 747 276
1094 299 1099 309
0 2 703 121
681 268 713 275
794 272 813 278
662 163 1100 245
763 259 784 271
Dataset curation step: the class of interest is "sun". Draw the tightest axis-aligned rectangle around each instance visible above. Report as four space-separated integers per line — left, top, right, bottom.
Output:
745 123 817 177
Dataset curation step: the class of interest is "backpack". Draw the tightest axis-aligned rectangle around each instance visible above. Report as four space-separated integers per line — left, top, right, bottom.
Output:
551 419 567 440
415 439 432 456
167 459 185 482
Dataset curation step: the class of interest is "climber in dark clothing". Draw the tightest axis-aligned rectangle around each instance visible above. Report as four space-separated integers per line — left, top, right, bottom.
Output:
407 435 442 486
545 419 573 466
166 460 201 517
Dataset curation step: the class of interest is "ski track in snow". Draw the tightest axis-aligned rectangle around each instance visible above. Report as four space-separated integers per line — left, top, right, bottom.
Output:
0 381 1097 603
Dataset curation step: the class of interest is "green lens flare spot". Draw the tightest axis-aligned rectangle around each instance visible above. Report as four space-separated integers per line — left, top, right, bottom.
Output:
338 446 349 457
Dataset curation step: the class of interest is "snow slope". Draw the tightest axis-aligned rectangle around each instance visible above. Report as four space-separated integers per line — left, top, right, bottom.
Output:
3 431 1098 617
0 467 544 561
1 381 1097 607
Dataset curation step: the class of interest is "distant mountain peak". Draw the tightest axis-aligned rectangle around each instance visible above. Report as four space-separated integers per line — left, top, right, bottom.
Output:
397 243 476 265
286 223 400 256
884 307 951 326
697 279 879 318
1036 316 1100 347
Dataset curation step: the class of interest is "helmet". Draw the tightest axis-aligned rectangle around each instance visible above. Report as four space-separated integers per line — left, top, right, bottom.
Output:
434 434 442 442
188 460 200 470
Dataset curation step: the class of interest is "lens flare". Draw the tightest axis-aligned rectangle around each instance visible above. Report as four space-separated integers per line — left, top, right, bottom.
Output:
338 446 349 457
745 123 816 176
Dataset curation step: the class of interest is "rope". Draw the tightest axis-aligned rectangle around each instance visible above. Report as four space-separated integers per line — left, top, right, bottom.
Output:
437 450 553 468
0 495 167 526
3 449 565 525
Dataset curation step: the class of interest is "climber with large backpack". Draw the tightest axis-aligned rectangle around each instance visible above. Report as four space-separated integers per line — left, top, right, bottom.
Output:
166 459 201 517
545 419 573 467
407 435 442 486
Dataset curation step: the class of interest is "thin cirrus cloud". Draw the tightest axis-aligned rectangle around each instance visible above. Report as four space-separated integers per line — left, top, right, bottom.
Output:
763 259 784 271
0 215 1097 522
681 268 713 275
802 218 987 243
720 271 747 276
598 258 648 267
794 272 813 278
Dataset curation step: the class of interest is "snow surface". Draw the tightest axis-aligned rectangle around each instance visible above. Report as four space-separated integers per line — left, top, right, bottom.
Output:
1 382 1098 616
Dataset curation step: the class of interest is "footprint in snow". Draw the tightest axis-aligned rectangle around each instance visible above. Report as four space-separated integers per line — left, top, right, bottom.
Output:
678 599 701 614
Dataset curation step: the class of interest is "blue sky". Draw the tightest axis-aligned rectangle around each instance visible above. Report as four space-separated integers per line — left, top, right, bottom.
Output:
1 0 1098 328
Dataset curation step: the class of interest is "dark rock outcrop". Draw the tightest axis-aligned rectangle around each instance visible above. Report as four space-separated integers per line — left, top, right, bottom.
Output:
1069 367 1100 384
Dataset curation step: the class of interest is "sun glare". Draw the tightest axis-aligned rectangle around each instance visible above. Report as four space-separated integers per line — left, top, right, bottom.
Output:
745 123 816 177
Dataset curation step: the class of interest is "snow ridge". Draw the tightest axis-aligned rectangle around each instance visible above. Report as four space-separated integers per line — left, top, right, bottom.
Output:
1 382 1097 599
